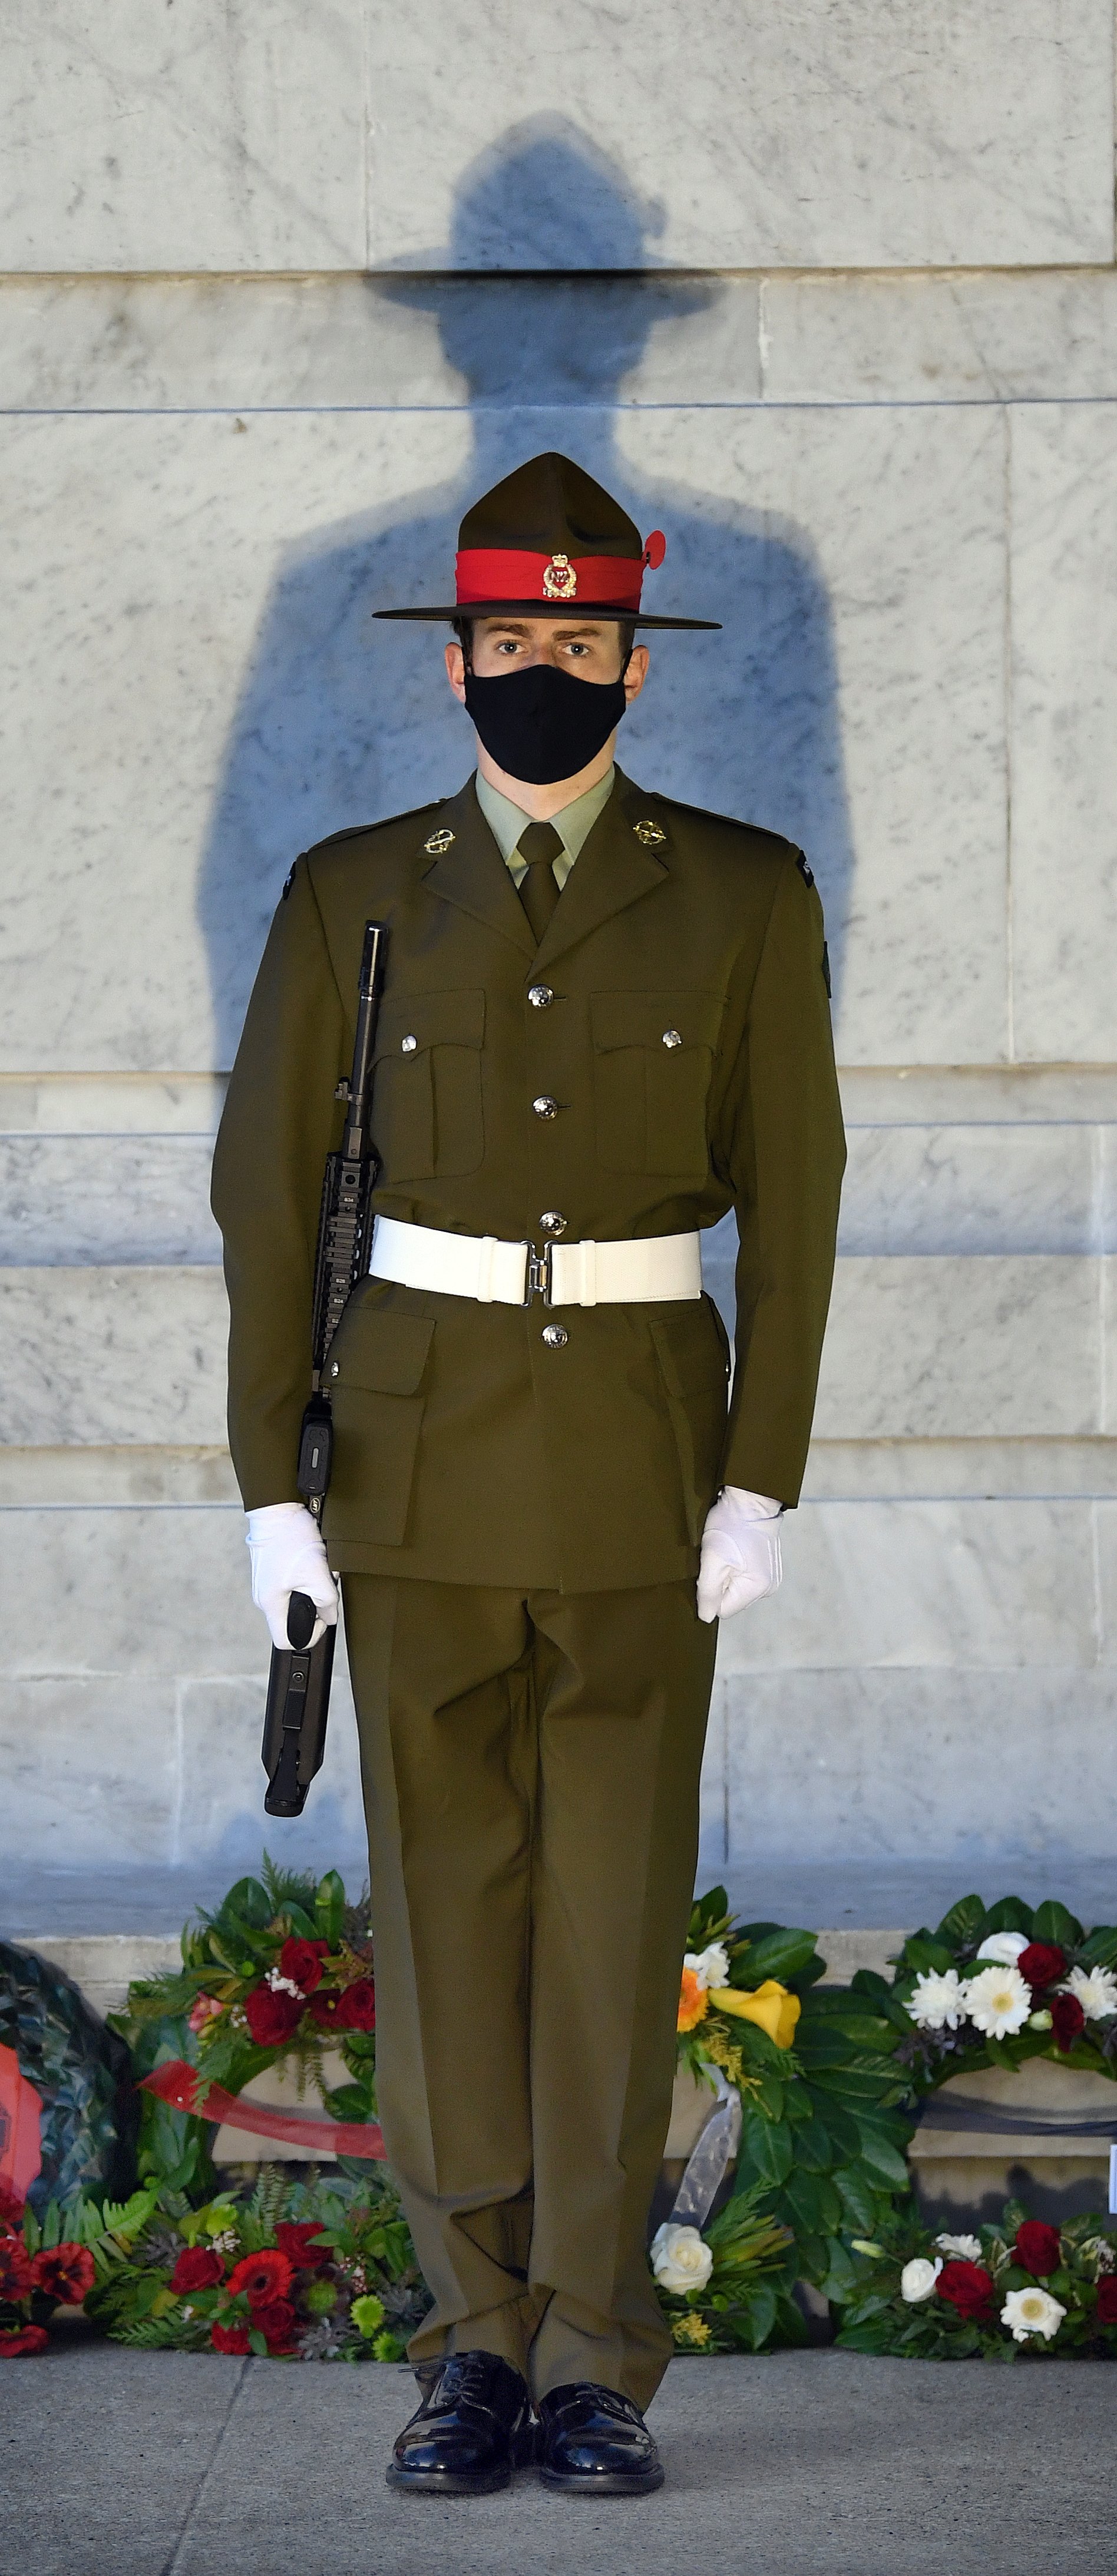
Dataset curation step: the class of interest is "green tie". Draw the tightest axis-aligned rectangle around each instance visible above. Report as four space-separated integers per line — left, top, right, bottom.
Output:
515 821 564 942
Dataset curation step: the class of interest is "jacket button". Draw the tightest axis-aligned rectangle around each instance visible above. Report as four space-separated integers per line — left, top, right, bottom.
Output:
532 1094 558 1119
662 1027 682 1049
539 1210 566 1236
528 983 554 1009
401 1034 418 1054
541 1323 568 1348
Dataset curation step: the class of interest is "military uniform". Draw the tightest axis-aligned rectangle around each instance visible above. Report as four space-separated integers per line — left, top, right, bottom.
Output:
212 458 845 2414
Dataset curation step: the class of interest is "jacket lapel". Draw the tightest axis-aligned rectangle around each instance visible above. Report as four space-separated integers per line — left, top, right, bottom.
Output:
532 769 670 969
419 776 536 959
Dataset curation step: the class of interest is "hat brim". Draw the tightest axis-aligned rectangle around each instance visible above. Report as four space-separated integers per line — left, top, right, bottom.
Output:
373 601 721 631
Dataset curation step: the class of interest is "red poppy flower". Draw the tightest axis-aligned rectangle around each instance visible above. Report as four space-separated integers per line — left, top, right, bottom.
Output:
0 2181 26 2231
308 1987 347 2030
0 2238 35 2300
275 2221 331 2272
1050 1992 1086 2052
244 1982 305 2047
1017 1942 1068 1993
1014 2221 1061 2278
337 1979 376 2032
0 2323 50 2356
278 1936 328 1994
170 2245 224 2293
211 2321 250 2354
251 2296 298 2350
32 2243 96 2304
1096 2277 1117 2325
227 2249 294 2306
936 2260 996 2321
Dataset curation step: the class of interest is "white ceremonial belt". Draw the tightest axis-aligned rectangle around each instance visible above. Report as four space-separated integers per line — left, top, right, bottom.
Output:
368 1216 703 1308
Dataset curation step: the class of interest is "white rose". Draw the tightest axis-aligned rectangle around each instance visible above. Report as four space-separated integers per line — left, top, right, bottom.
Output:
975 1931 1030 1965
1001 2286 1066 2344
900 2257 943 2305
684 1943 731 1993
964 1964 1031 2039
935 2234 983 2262
1061 1964 1117 2024
650 2223 713 2296
908 1969 966 2031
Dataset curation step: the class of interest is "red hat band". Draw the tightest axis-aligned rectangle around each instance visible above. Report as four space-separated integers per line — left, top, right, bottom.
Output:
455 532 666 614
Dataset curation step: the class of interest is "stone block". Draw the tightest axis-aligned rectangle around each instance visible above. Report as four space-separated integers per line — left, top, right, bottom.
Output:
837 1123 1105 1257
815 1257 1102 1441
8 1502 257 1679
0 1268 229 1444
0 1137 221 1264
0 1677 181 1869
761 271 1117 406
177 1673 367 1876
1010 405 1117 1065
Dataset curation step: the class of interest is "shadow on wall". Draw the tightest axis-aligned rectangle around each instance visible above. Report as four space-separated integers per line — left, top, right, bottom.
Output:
199 119 854 1068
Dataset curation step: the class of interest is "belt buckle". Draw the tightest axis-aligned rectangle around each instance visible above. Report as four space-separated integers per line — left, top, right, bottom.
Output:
521 1241 553 1306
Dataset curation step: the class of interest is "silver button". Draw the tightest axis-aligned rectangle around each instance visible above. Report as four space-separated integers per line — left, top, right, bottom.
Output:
528 983 554 1009
538 1210 567 1237
662 1027 682 1049
401 1033 417 1054
542 1323 568 1348
532 1094 558 1119
330 1362 339 1377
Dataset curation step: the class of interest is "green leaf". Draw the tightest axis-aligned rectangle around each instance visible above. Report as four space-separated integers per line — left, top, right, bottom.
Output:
854 2127 910 2190
833 2166 883 2236
248 2327 268 2357
782 2169 841 2239
817 2238 861 2304
898 1934 954 1976
216 1876 273 1931
315 1870 346 1945
1031 1899 1085 1948
742 2282 777 2350
805 2094 862 2164
1077 1924 1117 1970
689 1885 729 1940
732 1929 818 1986
836 2319 894 2354
789 2118 836 2174
739 2111 794 2189
982 1896 1034 1936
935 1895 987 1950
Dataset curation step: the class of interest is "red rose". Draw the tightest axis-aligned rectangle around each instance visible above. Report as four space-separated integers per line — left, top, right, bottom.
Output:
0 2181 26 2231
1014 2221 1061 2278
0 2324 50 2357
936 2260 996 2321
275 2221 331 2271
337 1979 376 2032
1096 2277 1117 2325
0 2238 34 2300
211 2321 250 2354
1050 1992 1086 2052
244 1981 305 2047
227 2249 294 2306
278 1936 327 1994
170 2245 224 2293
250 2296 298 2350
1017 1942 1068 1992
32 2243 96 2304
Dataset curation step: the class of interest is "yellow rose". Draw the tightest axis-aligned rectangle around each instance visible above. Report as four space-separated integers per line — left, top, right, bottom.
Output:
708 1979 801 2049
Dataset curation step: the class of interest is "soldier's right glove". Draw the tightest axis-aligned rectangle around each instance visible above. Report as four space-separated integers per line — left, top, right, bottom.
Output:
246 1502 339 1651
696 1486 784 1624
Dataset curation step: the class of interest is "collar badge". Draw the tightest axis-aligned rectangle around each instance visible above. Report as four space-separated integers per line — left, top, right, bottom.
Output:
424 826 455 855
633 817 666 847
542 552 577 600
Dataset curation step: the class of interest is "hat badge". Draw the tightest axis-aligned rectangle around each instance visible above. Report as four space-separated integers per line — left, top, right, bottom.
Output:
542 552 577 601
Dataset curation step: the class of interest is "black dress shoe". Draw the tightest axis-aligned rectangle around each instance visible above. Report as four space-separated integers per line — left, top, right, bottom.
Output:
386 2350 536 2495
537 2382 664 2494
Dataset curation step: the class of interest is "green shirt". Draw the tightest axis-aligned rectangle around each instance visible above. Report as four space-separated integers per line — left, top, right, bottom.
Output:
474 765 616 892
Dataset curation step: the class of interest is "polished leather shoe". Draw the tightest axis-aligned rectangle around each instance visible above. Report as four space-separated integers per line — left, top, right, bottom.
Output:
386 2350 536 2495
537 2382 664 2494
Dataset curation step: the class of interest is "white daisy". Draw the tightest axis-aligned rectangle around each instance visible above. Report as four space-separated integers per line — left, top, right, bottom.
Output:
1001 2286 1066 2343
908 1969 967 2031
1060 1963 1117 2023
684 1942 731 1992
964 1964 1031 2039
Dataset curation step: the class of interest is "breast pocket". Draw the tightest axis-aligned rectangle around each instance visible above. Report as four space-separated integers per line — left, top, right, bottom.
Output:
325 1301 434 1548
372 989 485 1179
590 991 724 1177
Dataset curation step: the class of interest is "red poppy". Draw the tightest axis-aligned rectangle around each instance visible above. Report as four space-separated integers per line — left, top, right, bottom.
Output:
1096 2277 1117 2325
0 2323 49 2357
211 2321 250 2354
227 2248 294 2306
279 1936 328 1994
251 2296 298 2350
308 1987 347 2030
0 2181 26 2231
1050 1992 1086 2052
1014 2221 1061 2278
32 2243 96 2304
0 2238 35 2300
170 2245 224 2293
337 1979 376 2032
936 2260 996 2321
244 1982 305 2047
1017 1942 1068 1992
275 2221 331 2272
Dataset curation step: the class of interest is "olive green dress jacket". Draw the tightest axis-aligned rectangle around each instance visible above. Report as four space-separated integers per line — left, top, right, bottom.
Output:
211 767 845 1592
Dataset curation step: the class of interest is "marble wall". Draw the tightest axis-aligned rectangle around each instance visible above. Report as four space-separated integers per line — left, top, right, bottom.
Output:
1 4 1115 1909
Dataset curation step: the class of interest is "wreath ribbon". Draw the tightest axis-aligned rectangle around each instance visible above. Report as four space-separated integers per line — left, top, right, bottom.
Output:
141 2060 386 2160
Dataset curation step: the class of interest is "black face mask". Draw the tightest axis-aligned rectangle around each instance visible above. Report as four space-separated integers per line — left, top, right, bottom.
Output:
463 659 627 786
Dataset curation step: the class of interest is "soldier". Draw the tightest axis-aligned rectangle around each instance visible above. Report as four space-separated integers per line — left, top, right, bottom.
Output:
212 452 844 2496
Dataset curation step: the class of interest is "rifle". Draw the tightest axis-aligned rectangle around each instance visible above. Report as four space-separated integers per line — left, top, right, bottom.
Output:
262 918 389 1816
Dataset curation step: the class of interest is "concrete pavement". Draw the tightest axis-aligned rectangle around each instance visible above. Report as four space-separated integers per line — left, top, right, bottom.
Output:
3 2338 1112 2576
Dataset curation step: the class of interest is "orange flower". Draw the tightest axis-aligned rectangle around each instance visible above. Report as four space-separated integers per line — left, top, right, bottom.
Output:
677 1966 709 2033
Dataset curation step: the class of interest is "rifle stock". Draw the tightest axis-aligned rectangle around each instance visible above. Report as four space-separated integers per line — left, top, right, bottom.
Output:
262 919 388 1816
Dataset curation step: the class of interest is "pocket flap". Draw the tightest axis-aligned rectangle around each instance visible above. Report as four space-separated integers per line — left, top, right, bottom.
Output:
336 1309 434 1396
375 989 485 1060
590 991 724 1052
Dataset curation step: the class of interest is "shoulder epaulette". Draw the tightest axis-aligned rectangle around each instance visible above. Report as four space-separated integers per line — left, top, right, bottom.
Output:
283 803 448 896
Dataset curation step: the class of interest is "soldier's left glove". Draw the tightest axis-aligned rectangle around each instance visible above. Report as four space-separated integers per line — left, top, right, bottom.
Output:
246 1502 339 1651
696 1486 784 1624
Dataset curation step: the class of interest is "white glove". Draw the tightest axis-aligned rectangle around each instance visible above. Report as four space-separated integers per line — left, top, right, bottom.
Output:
696 1486 784 1624
246 1502 339 1652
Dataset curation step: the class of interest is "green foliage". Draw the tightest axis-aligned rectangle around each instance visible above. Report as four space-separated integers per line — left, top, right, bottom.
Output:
1030 1899 1085 1949
835 2204 1117 2360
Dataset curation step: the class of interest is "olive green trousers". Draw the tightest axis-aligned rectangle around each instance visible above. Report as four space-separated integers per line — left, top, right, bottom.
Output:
342 1575 718 2408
